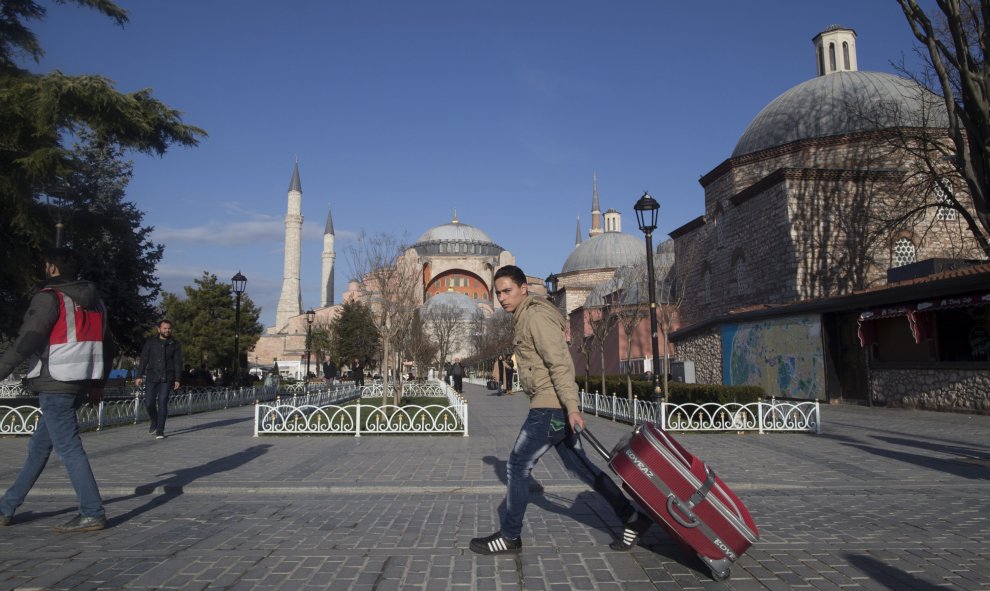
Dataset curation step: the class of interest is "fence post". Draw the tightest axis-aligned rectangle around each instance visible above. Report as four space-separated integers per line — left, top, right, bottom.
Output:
355 403 362 438
133 393 140 424
660 401 667 430
756 400 766 435
462 400 469 437
633 398 638 425
815 401 822 434
253 402 259 437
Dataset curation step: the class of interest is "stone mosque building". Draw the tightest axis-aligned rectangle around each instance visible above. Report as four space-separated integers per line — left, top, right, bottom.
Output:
249 164 643 377
669 26 988 407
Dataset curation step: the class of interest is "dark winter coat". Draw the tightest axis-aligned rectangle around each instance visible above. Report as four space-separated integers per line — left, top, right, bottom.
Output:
137 334 183 384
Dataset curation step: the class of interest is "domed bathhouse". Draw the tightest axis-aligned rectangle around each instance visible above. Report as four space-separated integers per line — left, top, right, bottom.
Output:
670 26 989 409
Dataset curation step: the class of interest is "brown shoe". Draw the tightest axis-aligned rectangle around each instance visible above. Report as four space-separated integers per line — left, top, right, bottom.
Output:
0 514 11 527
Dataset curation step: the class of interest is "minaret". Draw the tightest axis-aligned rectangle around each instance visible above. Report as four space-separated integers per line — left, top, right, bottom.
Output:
575 216 582 247
274 161 304 331
321 204 335 307
813 25 857 77
589 172 603 237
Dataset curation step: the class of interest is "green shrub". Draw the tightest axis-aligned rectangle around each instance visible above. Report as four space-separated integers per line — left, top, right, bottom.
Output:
579 376 764 404
667 383 763 404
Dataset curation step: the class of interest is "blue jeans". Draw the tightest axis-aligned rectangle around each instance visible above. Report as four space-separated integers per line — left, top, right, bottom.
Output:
146 381 171 434
0 393 104 518
502 408 635 540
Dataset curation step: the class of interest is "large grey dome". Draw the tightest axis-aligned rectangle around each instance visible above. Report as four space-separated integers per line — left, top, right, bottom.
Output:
416 221 495 245
561 232 645 274
732 71 947 158
413 219 504 257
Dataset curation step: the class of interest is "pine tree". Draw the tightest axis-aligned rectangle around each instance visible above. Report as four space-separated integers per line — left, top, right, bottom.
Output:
0 0 205 339
160 273 263 372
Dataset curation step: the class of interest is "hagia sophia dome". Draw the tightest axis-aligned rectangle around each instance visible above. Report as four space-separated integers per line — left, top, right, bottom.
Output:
732 26 947 158
413 213 504 257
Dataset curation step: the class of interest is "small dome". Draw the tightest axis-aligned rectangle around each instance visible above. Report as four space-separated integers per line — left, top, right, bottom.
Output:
732 71 947 158
561 232 645 274
423 292 483 317
415 221 495 245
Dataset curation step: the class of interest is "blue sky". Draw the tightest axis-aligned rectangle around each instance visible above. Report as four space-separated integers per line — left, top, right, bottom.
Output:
32 1 929 326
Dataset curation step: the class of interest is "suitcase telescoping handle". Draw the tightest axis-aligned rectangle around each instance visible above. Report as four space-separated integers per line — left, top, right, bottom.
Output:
576 426 612 462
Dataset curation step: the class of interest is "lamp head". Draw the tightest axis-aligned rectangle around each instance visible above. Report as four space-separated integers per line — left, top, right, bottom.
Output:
633 192 660 233
231 271 247 294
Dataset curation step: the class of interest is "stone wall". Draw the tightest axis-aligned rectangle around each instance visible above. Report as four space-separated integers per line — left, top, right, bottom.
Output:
672 328 722 385
870 366 990 413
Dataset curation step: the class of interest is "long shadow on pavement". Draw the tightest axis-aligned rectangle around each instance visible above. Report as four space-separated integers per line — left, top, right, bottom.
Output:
103 444 272 526
165 415 252 436
816 432 990 480
845 552 948 590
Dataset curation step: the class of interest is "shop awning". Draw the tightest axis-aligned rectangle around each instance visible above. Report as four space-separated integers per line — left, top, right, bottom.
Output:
857 291 990 347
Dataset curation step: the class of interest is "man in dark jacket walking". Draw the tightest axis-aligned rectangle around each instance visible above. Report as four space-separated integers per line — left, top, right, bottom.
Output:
448 357 465 393
0 247 112 532
135 320 182 439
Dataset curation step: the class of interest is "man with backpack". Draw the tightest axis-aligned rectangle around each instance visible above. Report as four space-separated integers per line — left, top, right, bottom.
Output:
0 247 113 532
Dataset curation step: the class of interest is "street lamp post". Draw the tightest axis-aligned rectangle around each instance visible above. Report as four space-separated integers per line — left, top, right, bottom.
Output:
305 309 315 382
634 192 663 401
231 272 247 387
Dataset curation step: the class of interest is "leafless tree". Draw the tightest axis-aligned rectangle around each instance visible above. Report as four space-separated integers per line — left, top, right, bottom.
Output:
654 240 686 402
346 231 420 405
895 0 990 256
586 282 620 397
423 302 464 372
572 331 595 394
612 265 648 400
400 310 436 382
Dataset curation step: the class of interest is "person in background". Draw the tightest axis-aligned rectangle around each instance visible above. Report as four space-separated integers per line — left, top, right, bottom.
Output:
135 320 182 439
449 357 465 393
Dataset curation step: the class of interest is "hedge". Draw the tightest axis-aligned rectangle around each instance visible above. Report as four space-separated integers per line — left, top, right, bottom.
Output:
577 375 764 404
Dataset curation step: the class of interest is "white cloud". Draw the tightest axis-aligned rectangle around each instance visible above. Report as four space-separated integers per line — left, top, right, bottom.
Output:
154 219 283 246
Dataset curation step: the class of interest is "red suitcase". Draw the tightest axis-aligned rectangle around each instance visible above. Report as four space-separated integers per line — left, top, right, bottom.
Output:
582 422 759 580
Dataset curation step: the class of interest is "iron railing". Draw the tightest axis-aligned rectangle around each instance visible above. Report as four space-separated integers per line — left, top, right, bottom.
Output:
0 384 282 436
579 391 821 433
254 379 468 437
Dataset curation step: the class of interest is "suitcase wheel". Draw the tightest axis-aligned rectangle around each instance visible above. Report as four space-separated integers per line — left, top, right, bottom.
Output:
699 555 732 581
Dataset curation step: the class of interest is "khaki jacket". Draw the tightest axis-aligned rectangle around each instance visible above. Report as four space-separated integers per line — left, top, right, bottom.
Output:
511 295 579 414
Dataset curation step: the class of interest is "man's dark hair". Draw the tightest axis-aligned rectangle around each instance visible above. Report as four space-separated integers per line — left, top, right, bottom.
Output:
159 319 173 327
42 247 79 279
494 265 526 286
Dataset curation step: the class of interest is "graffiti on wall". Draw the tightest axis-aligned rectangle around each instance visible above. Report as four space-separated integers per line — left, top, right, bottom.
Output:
721 314 826 401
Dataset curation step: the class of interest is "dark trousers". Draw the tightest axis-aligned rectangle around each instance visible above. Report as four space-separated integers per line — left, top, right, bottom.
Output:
146 382 171 434
453 375 463 393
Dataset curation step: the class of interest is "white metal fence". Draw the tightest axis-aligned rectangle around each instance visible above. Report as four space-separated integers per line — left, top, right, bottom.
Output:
0 385 281 436
579 391 821 433
254 379 468 437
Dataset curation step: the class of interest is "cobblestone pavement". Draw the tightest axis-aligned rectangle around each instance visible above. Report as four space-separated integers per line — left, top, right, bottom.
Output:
1 385 988 590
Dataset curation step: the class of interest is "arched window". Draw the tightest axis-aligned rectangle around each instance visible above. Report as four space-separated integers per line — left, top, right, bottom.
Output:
892 237 917 267
735 257 746 293
817 47 826 76
842 42 850 70
713 203 725 248
703 268 712 304
829 43 836 72
934 181 957 221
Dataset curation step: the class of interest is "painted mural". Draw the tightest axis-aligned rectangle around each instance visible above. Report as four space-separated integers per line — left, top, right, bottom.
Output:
721 314 826 400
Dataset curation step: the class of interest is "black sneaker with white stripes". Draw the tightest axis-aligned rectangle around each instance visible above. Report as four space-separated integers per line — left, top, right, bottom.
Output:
609 512 652 551
470 531 522 555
